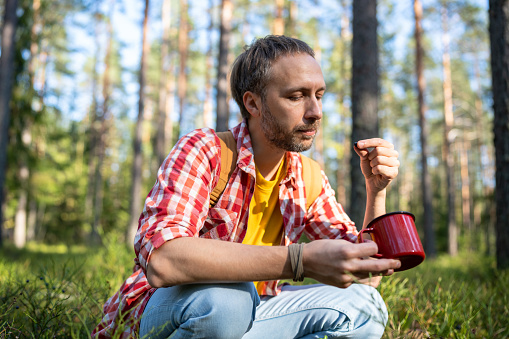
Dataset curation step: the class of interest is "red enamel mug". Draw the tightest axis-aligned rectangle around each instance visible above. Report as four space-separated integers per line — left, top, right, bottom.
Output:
358 211 425 272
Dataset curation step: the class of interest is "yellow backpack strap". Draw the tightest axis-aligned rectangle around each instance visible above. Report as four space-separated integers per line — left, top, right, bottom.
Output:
210 131 237 208
300 154 323 210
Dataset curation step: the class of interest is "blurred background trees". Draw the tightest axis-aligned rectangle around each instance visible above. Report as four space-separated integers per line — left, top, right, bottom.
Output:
0 0 505 266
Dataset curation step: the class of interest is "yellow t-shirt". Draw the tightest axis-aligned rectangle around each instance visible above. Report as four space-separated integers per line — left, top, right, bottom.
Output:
243 159 286 294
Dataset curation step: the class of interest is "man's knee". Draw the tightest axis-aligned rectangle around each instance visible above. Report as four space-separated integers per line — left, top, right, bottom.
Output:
307 284 387 338
184 283 260 338
142 282 259 339
342 284 388 338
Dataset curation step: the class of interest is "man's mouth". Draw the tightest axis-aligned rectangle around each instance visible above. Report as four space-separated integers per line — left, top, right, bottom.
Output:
299 129 316 136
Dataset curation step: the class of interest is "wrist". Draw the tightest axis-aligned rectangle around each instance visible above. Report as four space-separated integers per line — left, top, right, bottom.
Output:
364 188 387 228
301 243 312 279
366 186 386 199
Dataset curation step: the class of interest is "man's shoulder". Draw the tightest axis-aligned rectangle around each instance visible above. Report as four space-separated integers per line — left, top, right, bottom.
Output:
182 127 217 140
177 127 221 150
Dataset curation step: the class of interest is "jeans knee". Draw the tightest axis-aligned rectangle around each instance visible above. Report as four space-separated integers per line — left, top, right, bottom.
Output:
347 284 388 338
180 283 259 339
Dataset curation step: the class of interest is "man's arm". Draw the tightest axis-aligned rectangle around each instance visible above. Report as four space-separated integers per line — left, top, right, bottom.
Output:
354 138 400 228
146 137 401 290
351 138 400 287
146 237 400 289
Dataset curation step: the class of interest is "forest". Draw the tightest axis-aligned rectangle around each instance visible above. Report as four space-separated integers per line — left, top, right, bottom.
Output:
0 0 509 337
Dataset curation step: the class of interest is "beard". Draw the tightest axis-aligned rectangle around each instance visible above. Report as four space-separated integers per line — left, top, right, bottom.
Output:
260 102 320 153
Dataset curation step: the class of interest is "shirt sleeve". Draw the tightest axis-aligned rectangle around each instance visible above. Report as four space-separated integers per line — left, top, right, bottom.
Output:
304 170 359 243
133 129 221 273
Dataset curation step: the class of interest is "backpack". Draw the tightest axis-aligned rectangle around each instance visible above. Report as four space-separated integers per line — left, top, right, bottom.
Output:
210 131 323 210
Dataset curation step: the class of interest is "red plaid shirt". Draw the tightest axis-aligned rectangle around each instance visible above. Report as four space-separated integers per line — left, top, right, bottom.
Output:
92 120 358 338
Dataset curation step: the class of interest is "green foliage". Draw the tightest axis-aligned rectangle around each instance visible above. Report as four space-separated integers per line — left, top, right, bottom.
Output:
291 253 508 338
381 254 508 338
1 242 507 338
0 238 132 338
1 0 496 261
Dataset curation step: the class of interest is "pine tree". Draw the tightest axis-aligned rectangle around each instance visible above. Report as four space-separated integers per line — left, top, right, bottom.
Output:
127 0 150 245
350 0 379 227
489 0 509 269
216 0 233 132
414 0 436 257
0 0 19 248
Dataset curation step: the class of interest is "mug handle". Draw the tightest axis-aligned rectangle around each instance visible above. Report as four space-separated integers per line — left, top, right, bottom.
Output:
358 228 383 258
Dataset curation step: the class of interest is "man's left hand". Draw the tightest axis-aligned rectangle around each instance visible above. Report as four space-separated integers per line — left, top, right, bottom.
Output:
354 138 400 194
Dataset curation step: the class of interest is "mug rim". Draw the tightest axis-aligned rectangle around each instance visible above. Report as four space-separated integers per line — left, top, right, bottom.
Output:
367 211 416 228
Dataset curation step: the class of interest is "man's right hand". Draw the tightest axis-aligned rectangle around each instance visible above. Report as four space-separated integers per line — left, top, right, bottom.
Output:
302 239 400 288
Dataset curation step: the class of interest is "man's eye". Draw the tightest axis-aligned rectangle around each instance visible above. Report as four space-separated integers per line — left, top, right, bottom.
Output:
289 96 302 101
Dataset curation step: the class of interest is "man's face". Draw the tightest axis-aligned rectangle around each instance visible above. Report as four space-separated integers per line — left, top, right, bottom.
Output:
259 53 325 153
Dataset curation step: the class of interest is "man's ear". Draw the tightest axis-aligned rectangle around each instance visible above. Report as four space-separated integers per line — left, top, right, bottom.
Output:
243 91 262 118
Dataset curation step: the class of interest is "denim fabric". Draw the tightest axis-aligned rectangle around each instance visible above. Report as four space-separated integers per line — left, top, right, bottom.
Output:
139 283 387 339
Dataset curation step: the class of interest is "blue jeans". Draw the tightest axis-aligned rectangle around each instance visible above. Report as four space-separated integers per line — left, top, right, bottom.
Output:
139 283 388 339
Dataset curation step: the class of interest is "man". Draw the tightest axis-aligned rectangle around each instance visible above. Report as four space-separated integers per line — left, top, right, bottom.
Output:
93 35 401 339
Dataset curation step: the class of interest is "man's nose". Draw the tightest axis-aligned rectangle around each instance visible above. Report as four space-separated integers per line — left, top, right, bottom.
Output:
305 97 322 120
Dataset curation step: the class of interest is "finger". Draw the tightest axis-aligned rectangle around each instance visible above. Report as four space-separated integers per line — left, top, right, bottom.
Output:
355 258 401 273
359 257 397 276
339 241 379 259
367 148 399 160
356 138 394 150
344 265 393 282
371 165 399 179
369 156 400 168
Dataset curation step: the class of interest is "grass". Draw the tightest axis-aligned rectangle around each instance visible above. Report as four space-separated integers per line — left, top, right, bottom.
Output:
381 254 508 338
1 239 507 338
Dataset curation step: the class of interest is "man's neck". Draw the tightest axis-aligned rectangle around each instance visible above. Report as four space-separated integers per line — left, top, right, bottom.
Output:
247 119 286 180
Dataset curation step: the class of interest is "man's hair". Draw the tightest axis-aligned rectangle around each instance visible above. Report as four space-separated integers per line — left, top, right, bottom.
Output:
230 35 315 120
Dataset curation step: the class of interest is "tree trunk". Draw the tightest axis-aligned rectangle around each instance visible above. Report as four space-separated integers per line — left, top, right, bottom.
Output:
22 0 42 245
28 0 40 82
274 0 285 35
14 186 27 248
177 0 189 137
216 0 232 132
472 53 493 254
127 0 150 245
27 199 37 241
84 7 101 239
313 31 325 169
335 0 351 207
156 0 173 166
414 0 436 258
203 0 214 129
459 140 472 249
350 0 379 228
90 2 114 245
14 129 31 248
286 0 297 38
489 0 509 270
441 4 458 256
0 0 19 248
